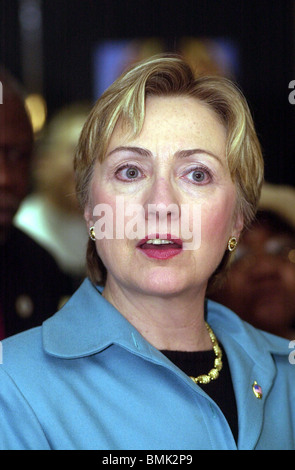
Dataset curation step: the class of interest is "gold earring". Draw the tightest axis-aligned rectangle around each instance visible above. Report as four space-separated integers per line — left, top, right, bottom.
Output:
89 226 96 241
228 236 238 252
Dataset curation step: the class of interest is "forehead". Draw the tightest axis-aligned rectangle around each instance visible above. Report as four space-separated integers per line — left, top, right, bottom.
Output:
107 95 227 157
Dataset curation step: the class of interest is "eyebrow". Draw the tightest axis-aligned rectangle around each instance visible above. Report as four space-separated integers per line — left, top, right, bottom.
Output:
107 146 152 158
107 146 222 164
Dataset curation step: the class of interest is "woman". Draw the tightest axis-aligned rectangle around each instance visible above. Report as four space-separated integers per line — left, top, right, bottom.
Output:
0 56 294 450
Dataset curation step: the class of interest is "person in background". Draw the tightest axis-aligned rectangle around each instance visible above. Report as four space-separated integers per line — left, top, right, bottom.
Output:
0 56 293 450
209 183 295 339
14 104 89 285
0 67 74 339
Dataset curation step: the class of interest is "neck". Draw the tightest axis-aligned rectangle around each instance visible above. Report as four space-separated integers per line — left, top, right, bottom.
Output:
102 277 212 352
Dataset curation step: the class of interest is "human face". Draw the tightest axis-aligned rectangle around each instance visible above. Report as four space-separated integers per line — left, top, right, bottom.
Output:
85 96 243 298
0 96 32 235
220 224 295 333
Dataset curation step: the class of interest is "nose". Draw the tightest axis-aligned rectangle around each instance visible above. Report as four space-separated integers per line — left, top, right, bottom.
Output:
143 176 180 231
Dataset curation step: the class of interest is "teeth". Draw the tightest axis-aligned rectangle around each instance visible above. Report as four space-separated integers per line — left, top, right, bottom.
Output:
146 239 174 245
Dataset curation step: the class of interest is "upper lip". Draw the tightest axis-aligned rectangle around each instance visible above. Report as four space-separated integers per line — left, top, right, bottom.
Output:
136 234 183 248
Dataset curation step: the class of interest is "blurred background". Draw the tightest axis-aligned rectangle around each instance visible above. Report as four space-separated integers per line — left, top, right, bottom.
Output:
1 0 295 186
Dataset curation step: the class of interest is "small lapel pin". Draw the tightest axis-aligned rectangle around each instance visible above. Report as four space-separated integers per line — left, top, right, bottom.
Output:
252 381 263 399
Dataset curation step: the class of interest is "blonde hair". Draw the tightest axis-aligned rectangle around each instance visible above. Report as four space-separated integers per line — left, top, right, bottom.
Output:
74 54 264 285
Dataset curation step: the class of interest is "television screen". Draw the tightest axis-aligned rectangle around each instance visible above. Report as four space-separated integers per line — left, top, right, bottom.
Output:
93 37 239 99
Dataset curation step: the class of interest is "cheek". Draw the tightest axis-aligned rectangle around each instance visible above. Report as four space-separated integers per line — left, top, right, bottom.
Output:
200 197 235 245
96 238 120 264
281 266 295 291
95 237 135 283
91 185 114 205
91 177 151 242
91 186 117 226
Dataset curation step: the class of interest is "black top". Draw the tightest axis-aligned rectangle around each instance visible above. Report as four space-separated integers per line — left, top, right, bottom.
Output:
0 226 75 338
161 346 239 443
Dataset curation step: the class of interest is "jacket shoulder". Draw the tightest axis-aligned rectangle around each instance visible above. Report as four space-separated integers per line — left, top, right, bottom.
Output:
207 299 292 358
1 326 44 373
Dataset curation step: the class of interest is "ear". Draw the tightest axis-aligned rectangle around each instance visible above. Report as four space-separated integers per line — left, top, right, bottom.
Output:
84 201 93 230
233 211 244 240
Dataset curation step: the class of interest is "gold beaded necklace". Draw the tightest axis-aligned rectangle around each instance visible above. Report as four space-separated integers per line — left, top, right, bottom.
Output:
190 323 223 385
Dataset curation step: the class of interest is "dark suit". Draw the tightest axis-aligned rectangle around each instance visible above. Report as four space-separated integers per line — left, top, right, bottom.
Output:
0 226 75 338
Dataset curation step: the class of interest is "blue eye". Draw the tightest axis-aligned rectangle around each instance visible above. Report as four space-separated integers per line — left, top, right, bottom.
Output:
115 165 142 182
125 167 139 179
191 170 205 182
185 167 211 184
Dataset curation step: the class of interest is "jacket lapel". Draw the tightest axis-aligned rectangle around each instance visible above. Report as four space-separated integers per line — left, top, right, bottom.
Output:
221 337 277 449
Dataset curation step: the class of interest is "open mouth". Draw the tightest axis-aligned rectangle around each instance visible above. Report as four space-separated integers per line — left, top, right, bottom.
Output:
136 235 183 260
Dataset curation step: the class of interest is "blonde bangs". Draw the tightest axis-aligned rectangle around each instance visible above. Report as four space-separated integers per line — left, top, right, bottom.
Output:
74 54 264 285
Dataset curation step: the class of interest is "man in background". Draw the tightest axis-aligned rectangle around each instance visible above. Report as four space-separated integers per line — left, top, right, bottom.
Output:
0 68 73 339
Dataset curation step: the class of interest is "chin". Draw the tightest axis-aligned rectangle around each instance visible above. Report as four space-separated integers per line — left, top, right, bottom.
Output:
134 268 192 298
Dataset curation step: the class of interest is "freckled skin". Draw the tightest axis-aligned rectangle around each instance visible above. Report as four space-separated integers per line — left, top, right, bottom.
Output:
84 96 243 350
86 96 242 296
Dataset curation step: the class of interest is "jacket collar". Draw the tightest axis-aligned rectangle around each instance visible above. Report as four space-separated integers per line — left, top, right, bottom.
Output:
207 299 289 365
43 278 289 363
43 278 160 360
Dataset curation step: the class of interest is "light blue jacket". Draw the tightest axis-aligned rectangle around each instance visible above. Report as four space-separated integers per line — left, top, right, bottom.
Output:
0 279 294 450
